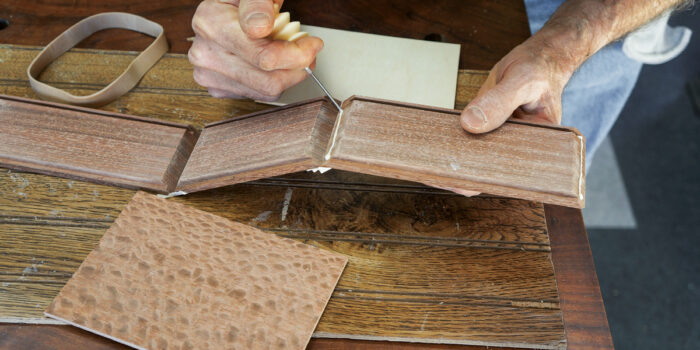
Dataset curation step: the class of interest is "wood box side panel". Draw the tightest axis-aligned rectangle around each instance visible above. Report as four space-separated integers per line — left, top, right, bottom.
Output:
0 95 196 192
327 97 584 208
177 99 328 192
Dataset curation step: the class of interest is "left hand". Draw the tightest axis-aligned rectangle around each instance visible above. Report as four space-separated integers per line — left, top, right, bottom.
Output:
441 37 574 197
459 37 572 134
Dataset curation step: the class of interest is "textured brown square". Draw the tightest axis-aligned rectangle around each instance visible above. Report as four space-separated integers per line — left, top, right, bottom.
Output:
44 191 348 350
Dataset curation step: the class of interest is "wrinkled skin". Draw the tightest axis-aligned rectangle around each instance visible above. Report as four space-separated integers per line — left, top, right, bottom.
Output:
447 38 570 197
189 0 323 101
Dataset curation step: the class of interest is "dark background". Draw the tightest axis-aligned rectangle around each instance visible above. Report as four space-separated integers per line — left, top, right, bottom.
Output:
587 7 700 350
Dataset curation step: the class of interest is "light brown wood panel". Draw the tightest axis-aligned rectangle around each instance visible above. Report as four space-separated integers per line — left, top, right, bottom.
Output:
0 222 557 301
178 99 338 192
327 97 585 208
0 95 197 192
0 168 551 244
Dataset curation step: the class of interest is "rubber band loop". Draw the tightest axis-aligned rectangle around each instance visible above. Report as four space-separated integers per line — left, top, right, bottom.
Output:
27 12 168 107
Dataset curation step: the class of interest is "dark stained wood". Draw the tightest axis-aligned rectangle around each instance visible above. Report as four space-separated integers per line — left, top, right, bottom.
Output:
0 205 610 350
0 94 198 193
0 0 530 70
545 204 615 350
0 175 566 348
0 324 512 350
0 324 131 350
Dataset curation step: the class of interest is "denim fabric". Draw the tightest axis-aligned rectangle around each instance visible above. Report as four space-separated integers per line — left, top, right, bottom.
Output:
523 0 643 170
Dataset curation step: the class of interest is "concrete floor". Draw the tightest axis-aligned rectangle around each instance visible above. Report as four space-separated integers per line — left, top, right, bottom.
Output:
585 7 700 350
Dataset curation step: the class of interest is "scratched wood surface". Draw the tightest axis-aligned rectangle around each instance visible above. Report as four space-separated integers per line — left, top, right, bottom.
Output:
0 0 531 70
0 44 566 348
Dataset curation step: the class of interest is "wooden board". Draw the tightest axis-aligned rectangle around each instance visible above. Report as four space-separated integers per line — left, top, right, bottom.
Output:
45 192 347 350
0 0 531 70
0 45 568 349
327 97 586 208
177 98 337 193
178 96 585 208
0 94 197 193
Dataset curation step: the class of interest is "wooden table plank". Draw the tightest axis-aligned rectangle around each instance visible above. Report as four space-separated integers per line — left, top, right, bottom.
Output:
545 205 614 350
0 204 609 350
0 0 530 70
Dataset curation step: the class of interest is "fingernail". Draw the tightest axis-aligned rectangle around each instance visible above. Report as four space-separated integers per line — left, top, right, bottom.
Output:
464 106 487 129
246 12 270 28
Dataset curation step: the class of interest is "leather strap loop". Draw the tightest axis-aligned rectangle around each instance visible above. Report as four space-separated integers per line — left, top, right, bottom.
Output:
27 12 168 107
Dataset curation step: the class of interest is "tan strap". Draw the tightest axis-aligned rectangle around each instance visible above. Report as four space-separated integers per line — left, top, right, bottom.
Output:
27 12 168 107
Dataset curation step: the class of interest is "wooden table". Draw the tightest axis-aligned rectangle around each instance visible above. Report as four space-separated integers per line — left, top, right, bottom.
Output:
0 1 613 349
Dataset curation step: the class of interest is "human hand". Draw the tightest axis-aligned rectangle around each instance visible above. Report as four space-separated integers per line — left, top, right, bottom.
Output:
460 38 574 133
189 0 323 101
444 38 575 197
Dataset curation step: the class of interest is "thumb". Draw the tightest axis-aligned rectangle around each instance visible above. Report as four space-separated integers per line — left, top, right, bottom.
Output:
238 0 277 39
460 76 531 134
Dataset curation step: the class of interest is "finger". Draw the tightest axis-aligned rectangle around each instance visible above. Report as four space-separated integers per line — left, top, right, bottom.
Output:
460 71 546 134
238 0 276 38
512 94 562 125
194 67 283 101
193 1 322 71
189 39 308 96
254 36 323 71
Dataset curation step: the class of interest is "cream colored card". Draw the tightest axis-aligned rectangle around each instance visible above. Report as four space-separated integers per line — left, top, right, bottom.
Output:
271 25 461 109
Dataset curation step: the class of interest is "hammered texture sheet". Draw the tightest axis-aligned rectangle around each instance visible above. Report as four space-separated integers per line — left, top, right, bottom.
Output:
45 192 347 349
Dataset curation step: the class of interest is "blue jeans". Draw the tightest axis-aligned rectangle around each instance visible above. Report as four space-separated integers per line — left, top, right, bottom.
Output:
524 0 643 170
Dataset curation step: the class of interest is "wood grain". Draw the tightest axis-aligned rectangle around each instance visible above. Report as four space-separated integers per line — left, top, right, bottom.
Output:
0 94 197 193
0 324 517 350
0 172 567 348
0 45 486 119
45 192 348 350
2 201 612 350
546 205 614 350
0 45 580 349
177 98 337 193
0 0 530 70
326 97 586 208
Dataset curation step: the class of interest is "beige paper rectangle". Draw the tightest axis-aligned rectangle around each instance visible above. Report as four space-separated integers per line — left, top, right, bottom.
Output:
272 25 460 109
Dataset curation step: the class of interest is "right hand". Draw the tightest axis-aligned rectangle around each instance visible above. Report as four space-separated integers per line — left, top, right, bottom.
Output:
189 0 323 101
